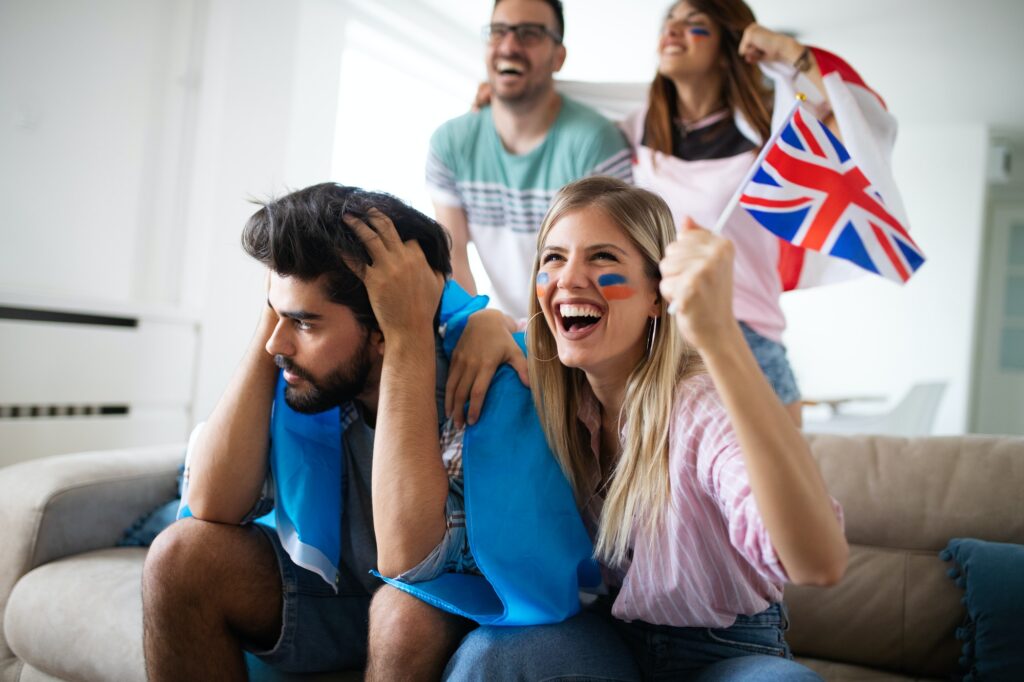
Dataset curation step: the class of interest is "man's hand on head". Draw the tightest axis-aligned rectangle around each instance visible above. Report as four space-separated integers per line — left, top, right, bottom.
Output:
342 208 445 340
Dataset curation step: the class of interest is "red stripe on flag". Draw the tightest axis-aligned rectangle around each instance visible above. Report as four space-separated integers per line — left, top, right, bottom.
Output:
870 222 909 282
809 47 887 110
762 144 910 251
777 239 805 291
793 110 825 158
740 194 813 209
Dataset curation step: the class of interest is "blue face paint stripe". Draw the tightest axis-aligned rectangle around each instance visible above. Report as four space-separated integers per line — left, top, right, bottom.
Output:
689 27 711 36
598 274 627 287
537 272 550 284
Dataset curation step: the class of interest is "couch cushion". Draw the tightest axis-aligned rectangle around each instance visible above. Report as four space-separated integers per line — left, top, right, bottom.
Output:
5 548 364 682
786 544 961 678
807 435 1024 552
5 548 148 682
15 663 64 682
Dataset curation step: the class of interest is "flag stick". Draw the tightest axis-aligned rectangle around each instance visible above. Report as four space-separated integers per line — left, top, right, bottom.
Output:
709 95 805 235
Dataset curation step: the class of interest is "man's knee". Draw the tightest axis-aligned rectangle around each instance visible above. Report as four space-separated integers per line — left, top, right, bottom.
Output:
143 517 267 603
369 586 447 652
145 518 209 596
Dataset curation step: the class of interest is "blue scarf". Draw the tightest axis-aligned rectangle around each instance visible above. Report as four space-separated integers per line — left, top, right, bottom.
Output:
184 281 598 625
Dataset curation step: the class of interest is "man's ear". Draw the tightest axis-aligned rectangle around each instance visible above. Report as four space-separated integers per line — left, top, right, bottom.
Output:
553 44 567 73
370 328 385 356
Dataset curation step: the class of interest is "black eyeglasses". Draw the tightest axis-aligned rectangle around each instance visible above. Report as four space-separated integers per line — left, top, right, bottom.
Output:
482 22 562 46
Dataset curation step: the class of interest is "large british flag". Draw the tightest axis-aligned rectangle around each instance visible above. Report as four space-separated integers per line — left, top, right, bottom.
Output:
737 104 925 284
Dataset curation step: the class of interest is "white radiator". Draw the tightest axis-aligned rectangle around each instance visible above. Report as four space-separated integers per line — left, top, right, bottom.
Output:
0 293 198 467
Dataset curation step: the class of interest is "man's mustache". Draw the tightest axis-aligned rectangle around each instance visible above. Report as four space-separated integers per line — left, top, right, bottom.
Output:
274 355 314 382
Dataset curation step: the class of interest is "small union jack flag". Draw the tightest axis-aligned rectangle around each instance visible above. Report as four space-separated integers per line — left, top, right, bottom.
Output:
738 104 925 284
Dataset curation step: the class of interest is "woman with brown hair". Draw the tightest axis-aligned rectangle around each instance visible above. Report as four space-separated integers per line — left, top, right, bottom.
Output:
623 0 898 427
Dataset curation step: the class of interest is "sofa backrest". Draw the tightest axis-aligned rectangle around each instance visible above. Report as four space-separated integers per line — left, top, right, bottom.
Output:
784 434 1024 677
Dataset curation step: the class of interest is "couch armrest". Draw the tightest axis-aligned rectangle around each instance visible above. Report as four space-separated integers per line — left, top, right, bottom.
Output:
0 444 183 648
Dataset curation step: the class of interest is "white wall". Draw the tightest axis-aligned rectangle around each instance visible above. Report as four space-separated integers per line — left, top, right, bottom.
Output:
0 0 196 305
181 0 353 421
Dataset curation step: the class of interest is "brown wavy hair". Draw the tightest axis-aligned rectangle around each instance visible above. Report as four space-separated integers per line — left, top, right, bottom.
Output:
644 0 771 155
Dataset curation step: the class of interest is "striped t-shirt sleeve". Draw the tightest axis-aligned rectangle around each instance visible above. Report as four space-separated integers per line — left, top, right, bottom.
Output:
426 125 462 208
585 126 633 184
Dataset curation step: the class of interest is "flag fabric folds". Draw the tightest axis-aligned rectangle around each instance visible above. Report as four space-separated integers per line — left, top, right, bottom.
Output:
737 103 925 284
753 48 918 289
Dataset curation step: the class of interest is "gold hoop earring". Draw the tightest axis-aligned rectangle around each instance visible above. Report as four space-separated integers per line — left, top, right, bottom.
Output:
526 310 561 363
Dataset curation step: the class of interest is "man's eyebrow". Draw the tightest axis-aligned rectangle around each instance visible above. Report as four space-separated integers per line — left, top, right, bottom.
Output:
266 300 322 321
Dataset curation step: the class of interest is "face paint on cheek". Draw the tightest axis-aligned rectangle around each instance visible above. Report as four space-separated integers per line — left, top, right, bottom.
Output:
536 271 550 299
688 26 711 37
598 273 636 301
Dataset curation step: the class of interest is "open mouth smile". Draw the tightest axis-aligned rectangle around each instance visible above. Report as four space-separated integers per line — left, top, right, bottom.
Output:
556 301 605 339
496 59 526 77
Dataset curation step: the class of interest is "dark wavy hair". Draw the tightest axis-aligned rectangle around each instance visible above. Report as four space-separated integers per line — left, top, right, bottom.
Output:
241 182 452 331
645 0 772 155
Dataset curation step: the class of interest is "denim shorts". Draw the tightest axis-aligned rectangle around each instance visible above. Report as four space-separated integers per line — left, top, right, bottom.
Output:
245 523 370 673
739 322 801 405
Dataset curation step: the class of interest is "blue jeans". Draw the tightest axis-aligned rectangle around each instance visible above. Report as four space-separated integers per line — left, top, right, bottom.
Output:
443 603 820 681
616 604 820 681
739 322 801 405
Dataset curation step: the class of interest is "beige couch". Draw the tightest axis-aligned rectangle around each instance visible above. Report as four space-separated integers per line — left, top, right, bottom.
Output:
2 435 1022 681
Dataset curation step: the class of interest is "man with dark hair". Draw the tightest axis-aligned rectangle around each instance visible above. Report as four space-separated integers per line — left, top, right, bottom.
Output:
428 0 632 321
141 183 478 680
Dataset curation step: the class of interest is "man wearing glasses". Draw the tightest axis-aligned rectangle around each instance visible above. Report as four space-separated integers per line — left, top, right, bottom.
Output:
426 0 632 322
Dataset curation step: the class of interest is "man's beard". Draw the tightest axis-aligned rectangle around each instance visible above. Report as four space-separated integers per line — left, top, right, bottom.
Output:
274 341 374 414
491 57 552 109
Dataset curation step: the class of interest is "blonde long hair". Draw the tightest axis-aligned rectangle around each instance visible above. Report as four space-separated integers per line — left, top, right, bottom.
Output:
527 176 704 567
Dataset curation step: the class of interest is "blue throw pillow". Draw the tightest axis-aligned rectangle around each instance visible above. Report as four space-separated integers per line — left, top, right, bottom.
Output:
119 499 180 547
940 538 1024 681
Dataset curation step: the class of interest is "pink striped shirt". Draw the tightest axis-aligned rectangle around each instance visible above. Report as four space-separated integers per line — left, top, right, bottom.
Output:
578 374 843 628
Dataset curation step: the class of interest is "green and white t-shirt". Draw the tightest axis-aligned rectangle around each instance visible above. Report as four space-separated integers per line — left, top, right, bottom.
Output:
426 96 632 318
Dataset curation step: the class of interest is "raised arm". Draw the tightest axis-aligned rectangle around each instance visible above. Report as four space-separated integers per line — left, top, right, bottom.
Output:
342 209 449 578
738 24 837 135
660 219 848 586
185 301 277 523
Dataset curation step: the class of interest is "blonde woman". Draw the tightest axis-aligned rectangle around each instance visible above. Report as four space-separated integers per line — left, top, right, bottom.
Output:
439 175 847 680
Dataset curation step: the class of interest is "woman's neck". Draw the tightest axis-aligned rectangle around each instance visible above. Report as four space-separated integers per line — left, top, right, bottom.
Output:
670 71 726 123
585 359 637 457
